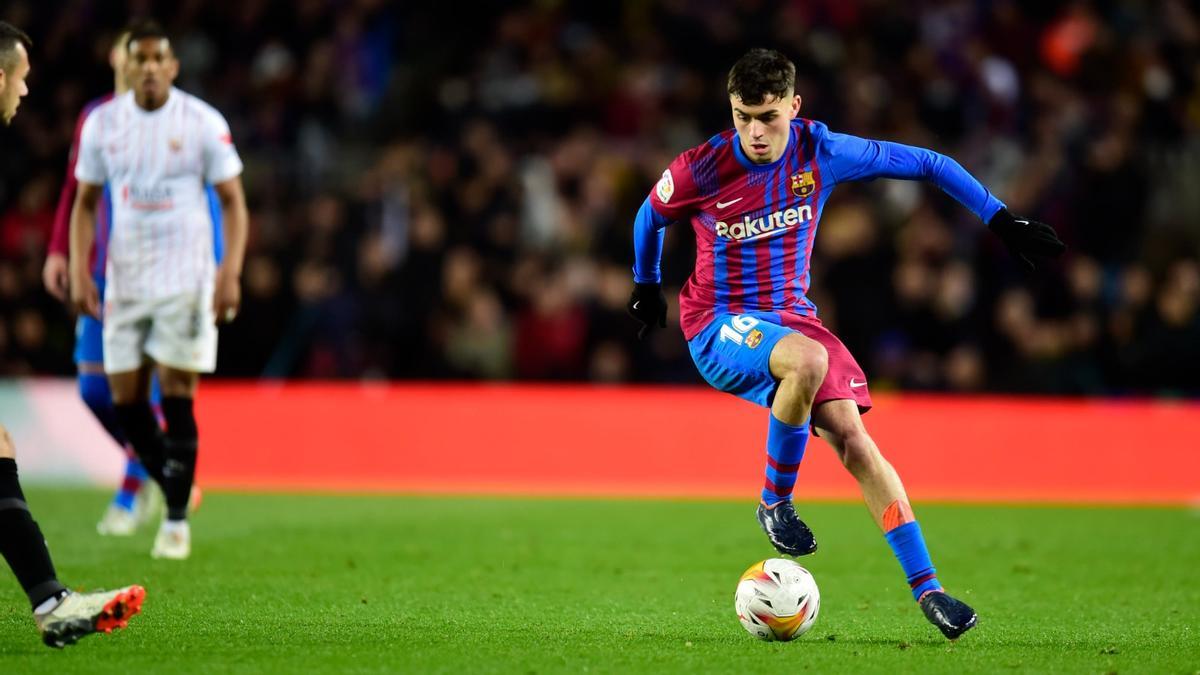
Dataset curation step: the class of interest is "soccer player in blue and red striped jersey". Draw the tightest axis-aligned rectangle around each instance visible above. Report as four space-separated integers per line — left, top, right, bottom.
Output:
629 48 1064 640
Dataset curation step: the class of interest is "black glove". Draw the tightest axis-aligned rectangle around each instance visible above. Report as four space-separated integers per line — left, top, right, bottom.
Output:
627 282 667 340
987 208 1066 271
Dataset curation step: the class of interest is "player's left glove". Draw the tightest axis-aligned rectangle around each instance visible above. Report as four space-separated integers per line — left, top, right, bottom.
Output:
987 208 1066 271
627 282 667 340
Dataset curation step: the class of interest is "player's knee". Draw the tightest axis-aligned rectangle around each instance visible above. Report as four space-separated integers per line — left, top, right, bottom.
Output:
78 371 113 414
0 423 15 459
780 340 828 391
838 430 881 477
157 369 199 398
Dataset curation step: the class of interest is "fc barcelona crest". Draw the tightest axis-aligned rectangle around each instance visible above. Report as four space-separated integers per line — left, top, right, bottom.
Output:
791 171 815 198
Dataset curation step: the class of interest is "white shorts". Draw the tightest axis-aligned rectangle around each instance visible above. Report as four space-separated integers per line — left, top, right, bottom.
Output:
102 289 218 374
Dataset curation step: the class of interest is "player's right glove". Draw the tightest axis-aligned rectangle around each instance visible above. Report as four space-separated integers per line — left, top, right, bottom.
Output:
987 208 1066 271
627 282 667 340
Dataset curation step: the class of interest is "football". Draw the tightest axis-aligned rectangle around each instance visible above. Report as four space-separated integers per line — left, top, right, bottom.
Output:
734 558 821 641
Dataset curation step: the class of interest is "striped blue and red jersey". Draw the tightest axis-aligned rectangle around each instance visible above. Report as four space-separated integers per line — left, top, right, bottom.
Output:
633 118 1005 340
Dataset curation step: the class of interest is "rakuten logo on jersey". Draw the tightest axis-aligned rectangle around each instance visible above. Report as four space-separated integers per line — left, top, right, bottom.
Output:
715 204 812 241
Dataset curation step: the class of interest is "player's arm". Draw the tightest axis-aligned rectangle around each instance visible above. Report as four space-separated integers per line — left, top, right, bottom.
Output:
68 182 103 319
824 131 1065 270
200 106 247 324
629 155 703 340
44 106 91 301
211 177 247 324
633 197 671 285
69 111 107 319
628 196 672 339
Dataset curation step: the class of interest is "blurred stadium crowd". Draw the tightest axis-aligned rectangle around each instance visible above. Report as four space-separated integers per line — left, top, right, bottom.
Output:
1 0 1198 395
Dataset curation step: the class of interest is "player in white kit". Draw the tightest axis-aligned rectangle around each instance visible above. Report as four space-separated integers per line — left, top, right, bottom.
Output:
68 20 248 560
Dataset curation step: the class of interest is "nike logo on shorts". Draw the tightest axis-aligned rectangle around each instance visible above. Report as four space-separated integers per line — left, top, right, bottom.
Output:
849 378 868 388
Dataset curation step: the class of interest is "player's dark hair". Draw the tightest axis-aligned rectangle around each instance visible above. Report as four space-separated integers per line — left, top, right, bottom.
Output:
727 48 796 105
125 19 170 52
0 21 32 73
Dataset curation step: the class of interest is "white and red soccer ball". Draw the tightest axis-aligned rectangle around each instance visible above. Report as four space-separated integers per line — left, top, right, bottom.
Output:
734 558 821 641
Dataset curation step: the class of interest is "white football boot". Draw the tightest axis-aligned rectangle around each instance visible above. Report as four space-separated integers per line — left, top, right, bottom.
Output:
35 585 146 648
151 520 191 560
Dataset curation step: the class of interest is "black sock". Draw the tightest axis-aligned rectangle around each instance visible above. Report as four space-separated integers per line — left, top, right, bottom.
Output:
161 397 198 521
0 458 67 610
114 402 166 485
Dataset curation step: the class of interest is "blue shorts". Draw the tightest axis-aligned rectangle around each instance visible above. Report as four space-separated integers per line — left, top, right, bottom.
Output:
73 314 105 365
687 312 792 408
688 310 875 413
73 278 106 366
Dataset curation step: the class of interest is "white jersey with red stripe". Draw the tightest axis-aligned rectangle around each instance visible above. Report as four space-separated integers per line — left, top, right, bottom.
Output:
75 87 242 302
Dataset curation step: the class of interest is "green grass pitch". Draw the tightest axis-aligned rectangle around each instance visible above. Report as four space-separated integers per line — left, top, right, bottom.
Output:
1 489 1198 673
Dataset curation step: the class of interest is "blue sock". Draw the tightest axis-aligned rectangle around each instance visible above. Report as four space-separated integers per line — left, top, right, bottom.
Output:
125 458 149 482
884 521 944 601
112 458 149 511
760 413 810 506
150 373 165 427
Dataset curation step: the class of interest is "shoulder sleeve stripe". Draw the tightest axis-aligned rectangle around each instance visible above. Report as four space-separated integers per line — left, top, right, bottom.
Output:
692 147 720 197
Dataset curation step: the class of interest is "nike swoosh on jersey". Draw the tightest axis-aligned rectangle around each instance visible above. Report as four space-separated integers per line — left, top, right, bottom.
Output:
715 197 743 209
849 378 868 388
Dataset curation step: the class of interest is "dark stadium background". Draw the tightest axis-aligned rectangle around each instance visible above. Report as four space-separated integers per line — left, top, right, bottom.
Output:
1 0 1197 396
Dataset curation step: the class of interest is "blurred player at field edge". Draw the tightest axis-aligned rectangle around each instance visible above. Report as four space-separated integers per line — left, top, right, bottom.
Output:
70 20 248 561
628 48 1064 639
0 20 145 648
43 26 216 536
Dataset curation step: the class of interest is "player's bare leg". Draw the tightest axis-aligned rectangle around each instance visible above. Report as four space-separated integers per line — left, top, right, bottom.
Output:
810 400 907 527
813 399 977 639
755 334 827 556
769 334 828 426
108 364 156 405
